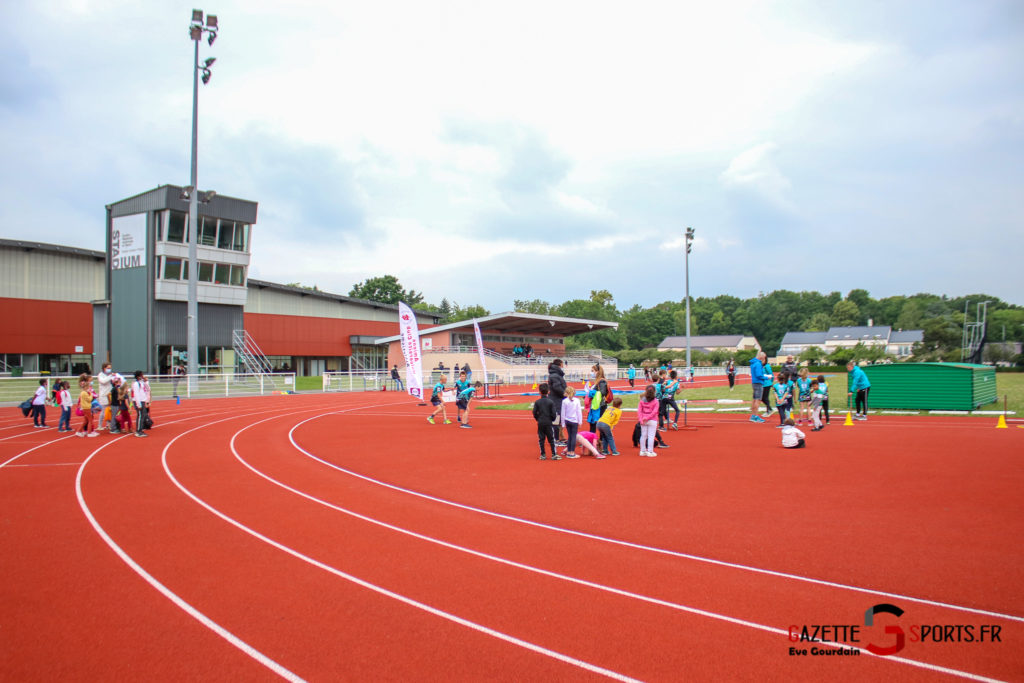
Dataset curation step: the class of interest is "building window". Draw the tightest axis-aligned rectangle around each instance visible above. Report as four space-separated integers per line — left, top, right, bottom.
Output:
214 263 230 284
166 211 186 243
233 224 248 252
199 216 217 246
164 257 184 280
198 262 213 282
154 211 163 241
217 221 234 249
229 265 245 286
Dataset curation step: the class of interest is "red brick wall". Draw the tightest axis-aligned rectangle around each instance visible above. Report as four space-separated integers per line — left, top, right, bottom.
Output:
0 298 93 353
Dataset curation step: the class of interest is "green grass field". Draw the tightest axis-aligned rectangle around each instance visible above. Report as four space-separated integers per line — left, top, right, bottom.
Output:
476 373 1024 416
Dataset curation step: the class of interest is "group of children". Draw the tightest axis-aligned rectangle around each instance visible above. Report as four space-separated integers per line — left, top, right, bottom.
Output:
24 365 153 438
426 371 483 428
767 368 831 450
532 382 624 460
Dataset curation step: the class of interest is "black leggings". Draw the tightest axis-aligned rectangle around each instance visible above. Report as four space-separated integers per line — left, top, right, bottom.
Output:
855 388 869 415
565 421 579 453
728 373 735 388
822 399 830 423
537 424 555 454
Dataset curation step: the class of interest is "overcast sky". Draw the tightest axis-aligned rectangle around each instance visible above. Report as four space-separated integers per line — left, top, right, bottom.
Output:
2 1 1022 311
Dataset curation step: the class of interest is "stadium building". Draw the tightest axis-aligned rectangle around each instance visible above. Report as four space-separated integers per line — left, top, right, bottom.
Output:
1 185 616 379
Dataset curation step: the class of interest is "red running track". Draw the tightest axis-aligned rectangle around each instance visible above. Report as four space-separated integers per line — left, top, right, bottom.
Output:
1 392 1022 681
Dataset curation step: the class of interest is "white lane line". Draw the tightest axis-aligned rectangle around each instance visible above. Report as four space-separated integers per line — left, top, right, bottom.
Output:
287 411 1024 625
76 406 307 683
160 412 640 683
227 415 1006 683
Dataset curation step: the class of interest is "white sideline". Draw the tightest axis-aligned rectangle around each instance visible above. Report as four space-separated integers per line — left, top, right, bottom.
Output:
161 412 640 683
287 409 1024 626
75 407 307 682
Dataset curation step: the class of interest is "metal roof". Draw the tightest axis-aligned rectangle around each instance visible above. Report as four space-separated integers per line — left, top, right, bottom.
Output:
825 325 893 340
376 311 618 344
889 329 924 343
246 279 442 318
658 334 745 348
779 331 828 345
0 238 105 260
106 184 259 223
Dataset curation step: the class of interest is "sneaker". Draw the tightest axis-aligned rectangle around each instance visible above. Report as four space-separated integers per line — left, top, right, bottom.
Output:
749 415 765 423
595 454 606 459
134 432 149 438
610 451 621 456
87 432 99 438
539 453 547 460
655 443 669 448
776 424 785 428
565 453 580 459
657 427 667 432
670 423 678 430
647 451 658 457
551 454 563 460
427 416 435 425
75 432 85 438
443 419 452 425
457 416 461 423
459 424 473 429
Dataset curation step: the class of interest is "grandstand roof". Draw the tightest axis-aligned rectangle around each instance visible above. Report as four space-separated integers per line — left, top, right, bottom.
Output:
376 311 618 344
657 334 747 348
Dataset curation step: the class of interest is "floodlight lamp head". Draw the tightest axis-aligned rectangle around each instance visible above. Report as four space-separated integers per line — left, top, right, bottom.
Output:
180 185 194 200
201 190 217 203
206 14 217 28
204 57 216 67
192 9 204 23
201 70 211 85
207 30 217 46
189 25 203 40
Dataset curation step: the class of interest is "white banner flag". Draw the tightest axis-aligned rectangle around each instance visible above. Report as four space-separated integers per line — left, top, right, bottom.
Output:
473 319 488 385
398 302 424 400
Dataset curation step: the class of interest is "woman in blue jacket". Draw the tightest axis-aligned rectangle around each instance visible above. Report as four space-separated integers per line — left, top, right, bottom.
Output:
846 361 871 421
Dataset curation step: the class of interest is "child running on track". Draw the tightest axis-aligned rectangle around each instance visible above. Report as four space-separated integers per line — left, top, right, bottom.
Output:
453 371 470 423
426 374 452 425
456 381 482 428
533 383 559 460
560 386 583 458
76 375 98 437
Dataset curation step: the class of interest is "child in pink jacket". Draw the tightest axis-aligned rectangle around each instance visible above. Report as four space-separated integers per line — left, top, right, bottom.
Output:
636 384 661 457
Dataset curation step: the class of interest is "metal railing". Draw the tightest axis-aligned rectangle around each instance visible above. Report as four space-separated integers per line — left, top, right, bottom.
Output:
0 373 295 406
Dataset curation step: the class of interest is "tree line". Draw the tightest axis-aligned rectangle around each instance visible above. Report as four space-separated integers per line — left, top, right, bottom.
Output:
346 275 1024 364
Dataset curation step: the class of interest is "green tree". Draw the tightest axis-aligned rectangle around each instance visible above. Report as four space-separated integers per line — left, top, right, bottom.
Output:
348 275 424 306
831 299 862 326
847 288 872 312
802 312 832 332
513 298 553 315
799 346 826 364
446 303 491 323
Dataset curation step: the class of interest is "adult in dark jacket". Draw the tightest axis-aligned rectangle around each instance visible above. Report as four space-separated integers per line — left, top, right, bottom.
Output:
547 359 567 441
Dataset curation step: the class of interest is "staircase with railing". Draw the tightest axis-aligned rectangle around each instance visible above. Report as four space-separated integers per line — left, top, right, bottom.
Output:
232 330 285 388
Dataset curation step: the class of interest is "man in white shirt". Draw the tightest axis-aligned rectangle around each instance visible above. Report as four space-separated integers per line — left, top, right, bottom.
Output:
131 370 151 438
96 363 114 431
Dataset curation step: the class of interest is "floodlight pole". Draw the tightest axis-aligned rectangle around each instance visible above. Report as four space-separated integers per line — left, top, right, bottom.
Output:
186 10 217 388
187 27 200 385
685 227 695 372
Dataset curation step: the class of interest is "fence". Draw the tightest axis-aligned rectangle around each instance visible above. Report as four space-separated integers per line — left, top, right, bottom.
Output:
0 373 295 407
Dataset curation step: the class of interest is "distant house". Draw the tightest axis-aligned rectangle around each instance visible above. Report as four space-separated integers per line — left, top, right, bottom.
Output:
657 334 761 355
778 326 923 359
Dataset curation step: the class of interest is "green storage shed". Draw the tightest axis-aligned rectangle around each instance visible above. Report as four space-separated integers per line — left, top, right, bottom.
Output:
861 363 997 410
